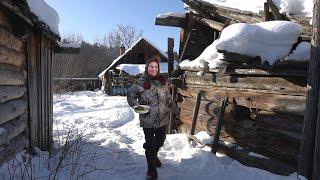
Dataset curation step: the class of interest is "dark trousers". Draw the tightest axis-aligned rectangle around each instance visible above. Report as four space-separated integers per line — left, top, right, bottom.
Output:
143 125 167 156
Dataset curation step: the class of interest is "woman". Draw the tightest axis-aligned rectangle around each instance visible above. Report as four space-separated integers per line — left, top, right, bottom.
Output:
127 57 179 178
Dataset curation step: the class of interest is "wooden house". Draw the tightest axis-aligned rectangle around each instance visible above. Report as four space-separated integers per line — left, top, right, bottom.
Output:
99 38 168 95
0 0 70 164
156 0 312 175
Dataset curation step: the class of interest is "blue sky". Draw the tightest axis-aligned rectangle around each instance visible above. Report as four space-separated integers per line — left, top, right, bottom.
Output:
46 0 184 52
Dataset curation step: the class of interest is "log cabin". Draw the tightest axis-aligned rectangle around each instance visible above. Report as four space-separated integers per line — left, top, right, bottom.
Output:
99 38 169 95
156 0 312 175
0 0 76 164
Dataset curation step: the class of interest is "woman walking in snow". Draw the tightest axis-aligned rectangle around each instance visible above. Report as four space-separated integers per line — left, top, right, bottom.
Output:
127 56 179 178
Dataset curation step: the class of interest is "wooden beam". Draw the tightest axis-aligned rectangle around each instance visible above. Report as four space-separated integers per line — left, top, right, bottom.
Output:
0 86 26 103
194 16 224 31
179 12 194 63
0 63 25 85
182 85 306 116
312 1 320 179
264 2 271 21
267 0 285 20
299 0 320 178
299 35 312 42
190 91 202 137
188 0 263 23
167 38 174 76
155 15 187 28
0 99 26 125
182 0 216 20
211 99 227 154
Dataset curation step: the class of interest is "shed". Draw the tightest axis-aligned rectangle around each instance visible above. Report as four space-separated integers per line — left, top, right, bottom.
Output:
0 0 74 164
156 0 311 175
99 38 169 95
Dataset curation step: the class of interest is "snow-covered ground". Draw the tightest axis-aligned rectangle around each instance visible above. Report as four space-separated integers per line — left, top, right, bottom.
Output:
0 91 303 179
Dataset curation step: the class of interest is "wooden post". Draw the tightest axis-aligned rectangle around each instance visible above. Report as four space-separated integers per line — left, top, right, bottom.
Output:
167 37 175 134
313 1 320 179
263 2 271 21
189 91 202 139
179 12 194 63
211 99 227 154
299 0 320 179
168 38 174 77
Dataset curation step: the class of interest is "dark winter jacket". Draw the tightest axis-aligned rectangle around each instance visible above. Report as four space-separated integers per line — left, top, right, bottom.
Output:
127 75 179 128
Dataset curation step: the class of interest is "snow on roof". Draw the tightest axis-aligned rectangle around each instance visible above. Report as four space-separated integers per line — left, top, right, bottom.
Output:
27 0 60 35
285 42 310 61
216 21 303 65
179 40 224 69
196 0 312 17
98 37 168 78
180 21 304 69
116 62 178 76
157 12 186 18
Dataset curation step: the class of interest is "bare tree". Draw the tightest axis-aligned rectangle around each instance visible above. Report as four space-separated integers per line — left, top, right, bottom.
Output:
61 33 84 44
106 24 143 48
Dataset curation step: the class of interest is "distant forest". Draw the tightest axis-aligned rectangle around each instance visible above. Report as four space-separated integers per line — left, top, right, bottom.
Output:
53 24 143 78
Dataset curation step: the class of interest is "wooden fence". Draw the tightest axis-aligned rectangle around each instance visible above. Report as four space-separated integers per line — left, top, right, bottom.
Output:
103 71 135 96
53 78 101 93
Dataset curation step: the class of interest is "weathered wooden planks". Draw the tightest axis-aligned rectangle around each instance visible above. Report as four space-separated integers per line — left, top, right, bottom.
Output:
155 15 186 28
181 86 306 116
0 45 24 67
0 113 27 145
0 11 9 28
0 26 23 52
185 71 307 95
0 99 26 126
0 64 25 85
0 86 26 103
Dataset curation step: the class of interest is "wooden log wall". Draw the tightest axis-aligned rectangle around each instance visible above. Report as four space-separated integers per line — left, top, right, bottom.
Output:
0 9 29 163
178 70 307 168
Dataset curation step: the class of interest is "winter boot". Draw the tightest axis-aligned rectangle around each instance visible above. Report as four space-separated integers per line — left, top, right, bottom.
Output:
154 152 161 167
146 154 158 178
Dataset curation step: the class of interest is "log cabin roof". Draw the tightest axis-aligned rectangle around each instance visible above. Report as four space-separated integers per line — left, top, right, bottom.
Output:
156 0 311 36
98 38 168 78
0 0 60 40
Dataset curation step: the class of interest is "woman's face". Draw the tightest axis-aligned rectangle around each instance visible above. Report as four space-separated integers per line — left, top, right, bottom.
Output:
147 61 159 77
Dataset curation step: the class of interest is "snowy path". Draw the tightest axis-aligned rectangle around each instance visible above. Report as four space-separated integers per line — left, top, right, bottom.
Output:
50 91 301 180
0 91 301 180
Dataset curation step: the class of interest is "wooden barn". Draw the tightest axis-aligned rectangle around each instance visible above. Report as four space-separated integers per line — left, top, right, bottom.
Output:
99 38 169 95
156 0 312 175
0 0 68 164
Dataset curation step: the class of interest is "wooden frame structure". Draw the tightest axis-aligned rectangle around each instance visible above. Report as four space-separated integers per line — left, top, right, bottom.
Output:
156 0 312 175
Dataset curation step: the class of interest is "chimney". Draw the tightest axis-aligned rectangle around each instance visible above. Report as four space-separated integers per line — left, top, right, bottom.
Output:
120 44 125 56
